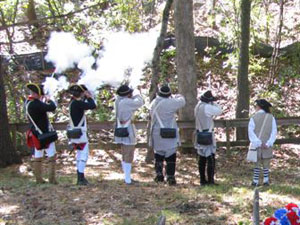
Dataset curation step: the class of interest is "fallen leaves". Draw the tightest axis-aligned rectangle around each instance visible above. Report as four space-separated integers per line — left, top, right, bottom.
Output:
0 144 299 225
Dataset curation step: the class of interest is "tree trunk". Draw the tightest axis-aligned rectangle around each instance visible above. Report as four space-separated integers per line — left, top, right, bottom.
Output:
149 0 174 101
268 0 284 85
146 0 173 163
174 0 197 153
235 0 251 140
0 56 22 167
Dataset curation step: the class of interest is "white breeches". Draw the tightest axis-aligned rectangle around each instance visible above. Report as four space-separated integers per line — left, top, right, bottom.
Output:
34 142 56 158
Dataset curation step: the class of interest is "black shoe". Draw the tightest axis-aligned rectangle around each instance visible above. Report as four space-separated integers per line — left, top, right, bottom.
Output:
200 180 208 186
77 179 89 186
251 181 259 187
81 177 89 185
77 171 89 186
263 182 270 186
125 179 139 185
154 175 164 183
167 176 176 186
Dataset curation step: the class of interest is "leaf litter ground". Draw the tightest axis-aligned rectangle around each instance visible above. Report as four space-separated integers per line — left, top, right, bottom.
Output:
0 145 299 225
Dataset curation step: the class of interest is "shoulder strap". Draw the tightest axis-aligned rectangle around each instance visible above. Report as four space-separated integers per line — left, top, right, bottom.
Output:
258 114 270 139
26 101 43 134
69 100 86 128
151 99 166 128
195 103 202 130
196 103 214 132
115 97 131 128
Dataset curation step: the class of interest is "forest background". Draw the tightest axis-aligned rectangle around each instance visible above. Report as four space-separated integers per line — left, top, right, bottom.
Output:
0 0 299 225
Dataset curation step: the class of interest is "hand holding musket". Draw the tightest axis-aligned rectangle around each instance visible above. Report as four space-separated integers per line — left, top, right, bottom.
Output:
41 95 51 103
84 90 92 98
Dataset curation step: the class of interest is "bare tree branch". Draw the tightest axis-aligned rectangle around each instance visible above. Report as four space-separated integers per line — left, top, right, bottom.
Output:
0 1 108 31
46 0 58 19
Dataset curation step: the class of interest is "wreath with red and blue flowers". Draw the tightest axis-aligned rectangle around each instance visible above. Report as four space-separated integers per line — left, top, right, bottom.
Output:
263 203 300 225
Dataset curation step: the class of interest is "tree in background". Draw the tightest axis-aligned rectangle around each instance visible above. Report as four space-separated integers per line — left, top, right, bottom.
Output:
0 56 22 167
174 0 197 151
236 0 251 140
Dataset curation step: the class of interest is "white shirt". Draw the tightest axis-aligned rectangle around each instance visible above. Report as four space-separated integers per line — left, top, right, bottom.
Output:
248 110 277 148
204 103 222 117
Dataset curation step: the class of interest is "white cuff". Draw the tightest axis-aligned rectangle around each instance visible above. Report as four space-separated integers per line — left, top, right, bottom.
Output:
252 140 262 148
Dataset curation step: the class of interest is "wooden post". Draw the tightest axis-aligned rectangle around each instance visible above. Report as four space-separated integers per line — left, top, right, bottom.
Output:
156 215 166 225
225 120 231 155
253 188 260 225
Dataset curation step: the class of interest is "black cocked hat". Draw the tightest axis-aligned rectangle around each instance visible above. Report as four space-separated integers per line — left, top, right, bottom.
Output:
26 83 45 96
80 84 88 91
200 90 217 103
116 84 133 96
68 84 87 94
158 85 171 98
255 99 272 112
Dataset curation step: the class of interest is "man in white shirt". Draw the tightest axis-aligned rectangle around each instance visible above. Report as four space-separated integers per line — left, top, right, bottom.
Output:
248 99 277 186
150 85 186 185
194 91 222 186
114 84 144 185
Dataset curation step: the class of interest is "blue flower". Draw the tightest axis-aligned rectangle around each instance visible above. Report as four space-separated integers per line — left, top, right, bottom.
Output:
274 208 288 220
279 216 291 225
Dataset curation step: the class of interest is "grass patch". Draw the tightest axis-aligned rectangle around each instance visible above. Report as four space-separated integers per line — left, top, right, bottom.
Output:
265 184 300 196
161 209 182 223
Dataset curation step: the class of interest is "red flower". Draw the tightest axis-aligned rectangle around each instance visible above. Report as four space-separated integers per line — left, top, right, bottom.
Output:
286 203 299 212
264 217 278 225
286 211 300 225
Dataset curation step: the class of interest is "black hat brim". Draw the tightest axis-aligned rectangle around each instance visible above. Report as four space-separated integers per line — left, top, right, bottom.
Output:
255 99 272 108
26 83 44 96
158 92 171 98
158 85 172 98
200 95 217 102
117 87 133 96
68 84 86 94
80 84 88 91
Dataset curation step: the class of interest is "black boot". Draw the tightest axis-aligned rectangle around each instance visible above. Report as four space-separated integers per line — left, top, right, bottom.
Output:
154 154 165 183
166 153 177 186
207 154 217 185
77 170 89 186
198 156 208 186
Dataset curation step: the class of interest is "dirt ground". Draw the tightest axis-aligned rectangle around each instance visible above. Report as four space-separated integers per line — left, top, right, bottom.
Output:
0 145 299 225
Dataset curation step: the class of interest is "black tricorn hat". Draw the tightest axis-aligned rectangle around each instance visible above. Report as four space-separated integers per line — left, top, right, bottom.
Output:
200 90 217 103
255 99 272 112
68 84 87 94
80 84 88 91
158 85 171 98
116 84 133 96
26 83 45 96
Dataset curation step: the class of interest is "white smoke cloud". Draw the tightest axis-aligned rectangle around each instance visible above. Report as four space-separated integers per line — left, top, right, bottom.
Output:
43 76 69 98
45 29 159 94
44 31 93 97
45 31 93 73
79 29 159 92
77 56 96 72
